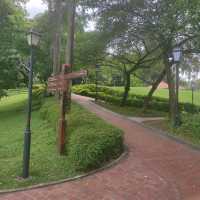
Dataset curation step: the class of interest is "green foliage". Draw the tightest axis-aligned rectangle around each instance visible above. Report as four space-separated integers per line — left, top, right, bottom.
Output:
0 93 123 189
97 101 166 118
39 97 124 173
73 84 200 114
0 0 29 97
67 104 123 172
39 97 59 130
0 90 7 99
74 31 108 70
145 113 200 147
33 13 52 82
175 114 200 145
154 113 200 146
68 130 123 172
32 84 46 110
131 75 145 87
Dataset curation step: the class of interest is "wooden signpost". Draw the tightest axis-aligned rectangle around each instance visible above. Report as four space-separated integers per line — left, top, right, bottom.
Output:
47 65 88 154
48 70 87 92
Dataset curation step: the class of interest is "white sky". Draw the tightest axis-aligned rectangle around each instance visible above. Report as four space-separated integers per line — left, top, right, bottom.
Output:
25 0 95 30
26 0 47 18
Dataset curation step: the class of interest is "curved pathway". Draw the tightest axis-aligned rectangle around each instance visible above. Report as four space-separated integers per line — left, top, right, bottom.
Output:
1 95 200 200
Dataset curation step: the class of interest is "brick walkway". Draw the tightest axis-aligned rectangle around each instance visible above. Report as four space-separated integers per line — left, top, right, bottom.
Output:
1 95 200 200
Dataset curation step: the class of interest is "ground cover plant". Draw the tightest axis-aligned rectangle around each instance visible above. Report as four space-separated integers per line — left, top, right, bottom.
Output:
0 91 123 190
111 87 200 106
73 84 199 114
97 101 167 118
73 84 200 147
144 113 200 147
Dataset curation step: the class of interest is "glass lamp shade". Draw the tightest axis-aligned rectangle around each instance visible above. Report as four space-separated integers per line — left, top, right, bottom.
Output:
168 56 173 63
172 47 182 63
191 82 195 89
27 30 41 47
96 64 101 69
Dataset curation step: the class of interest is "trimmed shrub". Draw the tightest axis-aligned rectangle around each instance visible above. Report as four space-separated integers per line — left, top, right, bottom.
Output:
175 113 200 144
68 129 123 172
39 97 124 172
73 84 200 114
32 84 46 110
39 97 59 130
67 103 124 172
0 89 7 99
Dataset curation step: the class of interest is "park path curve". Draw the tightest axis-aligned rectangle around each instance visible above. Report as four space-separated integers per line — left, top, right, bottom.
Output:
1 94 200 200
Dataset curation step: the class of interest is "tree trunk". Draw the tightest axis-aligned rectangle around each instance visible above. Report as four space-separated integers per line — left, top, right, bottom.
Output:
64 0 76 112
57 1 76 154
121 72 131 106
164 57 176 124
52 0 63 75
143 68 166 110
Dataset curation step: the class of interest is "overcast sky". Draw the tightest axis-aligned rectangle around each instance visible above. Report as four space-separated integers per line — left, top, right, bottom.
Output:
26 0 47 18
25 0 95 31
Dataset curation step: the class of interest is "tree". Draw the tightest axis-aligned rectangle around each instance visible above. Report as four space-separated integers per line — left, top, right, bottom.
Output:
74 31 108 69
83 0 162 105
0 0 28 98
85 0 200 123
137 0 200 123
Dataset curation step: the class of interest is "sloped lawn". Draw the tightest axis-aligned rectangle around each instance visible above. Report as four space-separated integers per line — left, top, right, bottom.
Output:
0 92 123 190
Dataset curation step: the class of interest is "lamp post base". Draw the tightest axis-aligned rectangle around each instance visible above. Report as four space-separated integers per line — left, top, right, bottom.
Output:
22 129 31 179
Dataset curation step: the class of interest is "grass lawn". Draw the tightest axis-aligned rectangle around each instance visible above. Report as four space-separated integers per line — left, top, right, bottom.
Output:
0 92 123 190
144 119 200 147
112 87 200 105
97 101 167 117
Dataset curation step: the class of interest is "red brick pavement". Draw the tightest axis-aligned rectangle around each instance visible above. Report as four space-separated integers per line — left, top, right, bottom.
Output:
1 94 200 200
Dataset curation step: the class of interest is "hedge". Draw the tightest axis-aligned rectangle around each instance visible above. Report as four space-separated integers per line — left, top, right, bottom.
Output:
39 97 59 131
32 84 46 110
39 97 124 172
73 84 200 113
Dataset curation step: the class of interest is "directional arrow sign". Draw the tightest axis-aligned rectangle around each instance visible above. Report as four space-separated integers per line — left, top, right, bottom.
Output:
63 70 88 80
47 69 88 92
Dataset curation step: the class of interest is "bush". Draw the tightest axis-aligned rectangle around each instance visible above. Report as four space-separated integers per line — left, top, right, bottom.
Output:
32 84 46 110
0 89 7 99
67 103 124 172
39 97 59 130
68 129 123 172
73 84 200 114
39 97 124 172
175 113 200 144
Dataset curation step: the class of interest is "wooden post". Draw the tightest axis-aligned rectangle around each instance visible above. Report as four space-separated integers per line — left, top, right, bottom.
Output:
65 0 76 112
58 64 71 155
47 69 87 155
57 1 76 155
49 0 76 155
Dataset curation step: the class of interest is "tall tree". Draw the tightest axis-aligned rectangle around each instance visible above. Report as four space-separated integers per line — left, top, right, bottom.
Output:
85 0 200 123
0 0 28 98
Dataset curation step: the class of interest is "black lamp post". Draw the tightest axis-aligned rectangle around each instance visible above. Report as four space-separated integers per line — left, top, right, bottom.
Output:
95 64 100 102
22 29 41 179
191 81 195 107
172 46 182 127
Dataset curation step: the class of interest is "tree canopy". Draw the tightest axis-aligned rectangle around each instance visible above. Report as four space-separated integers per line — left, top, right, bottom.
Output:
0 0 29 97
1 0 200 124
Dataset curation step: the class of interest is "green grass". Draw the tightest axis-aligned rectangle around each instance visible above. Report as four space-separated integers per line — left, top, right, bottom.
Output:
112 87 200 105
97 101 167 117
144 115 200 147
0 92 123 190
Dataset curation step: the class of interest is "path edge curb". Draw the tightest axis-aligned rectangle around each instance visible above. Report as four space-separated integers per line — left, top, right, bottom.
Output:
0 146 128 195
87 97 200 153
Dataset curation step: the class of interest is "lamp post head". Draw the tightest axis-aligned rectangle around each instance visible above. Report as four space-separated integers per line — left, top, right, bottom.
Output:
172 47 182 63
191 81 195 89
27 29 41 47
96 64 100 69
